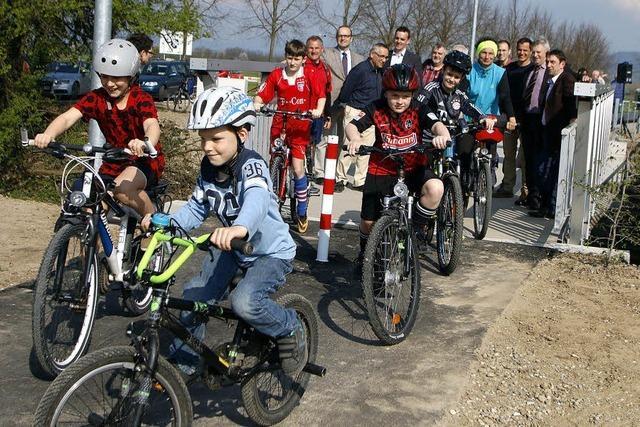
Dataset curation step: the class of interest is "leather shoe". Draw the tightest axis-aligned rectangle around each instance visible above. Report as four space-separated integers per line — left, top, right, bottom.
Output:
314 177 324 185
350 184 364 192
334 181 345 193
493 187 514 198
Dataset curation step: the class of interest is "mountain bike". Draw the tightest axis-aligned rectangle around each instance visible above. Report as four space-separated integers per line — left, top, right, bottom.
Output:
428 140 464 275
259 107 313 223
22 129 171 379
166 77 195 113
351 144 428 345
34 215 325 426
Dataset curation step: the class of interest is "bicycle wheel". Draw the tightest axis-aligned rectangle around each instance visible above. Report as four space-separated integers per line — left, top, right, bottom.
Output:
34 346 192 426
241 294 319 426
269 156 285 212
361 213 420 345
123 241 171 315
32 223 99 379
172 92 190 113
437 174 464 275
473 160 492 240
288 168 298 223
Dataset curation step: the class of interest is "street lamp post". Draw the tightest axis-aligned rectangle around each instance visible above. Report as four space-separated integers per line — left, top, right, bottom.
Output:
89 0 112 150
470 0 479 52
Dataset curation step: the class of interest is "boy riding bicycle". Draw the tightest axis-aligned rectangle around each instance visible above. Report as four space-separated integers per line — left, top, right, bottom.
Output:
253 39 325 234
34 38 164 217
345 64 451 269
142 87 307 376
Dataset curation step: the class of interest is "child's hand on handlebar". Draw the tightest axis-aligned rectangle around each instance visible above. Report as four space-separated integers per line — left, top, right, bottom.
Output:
34 133 54 148
209 225 249 252
432 135 449 149
140 213 153 232
128 139 147 157
480 117 497 131
310 109 322 119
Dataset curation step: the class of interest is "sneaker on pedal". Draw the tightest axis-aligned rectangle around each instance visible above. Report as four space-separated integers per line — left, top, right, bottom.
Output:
297 216 308 233
277 316 307 375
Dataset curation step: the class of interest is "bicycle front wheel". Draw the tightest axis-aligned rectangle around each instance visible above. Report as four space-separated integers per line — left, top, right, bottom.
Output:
437 174 464 275
123 241 171 315
473 160 492 240
241 293 319 426
34 346 192 426
362 213 420 345
269 155 286 212
32 223 99 379
172 92 191 113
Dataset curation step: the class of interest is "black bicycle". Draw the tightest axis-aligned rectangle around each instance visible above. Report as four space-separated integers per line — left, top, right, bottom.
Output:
166 77 196 113
34 216 325 426
351 144 429 345
22 130 170 379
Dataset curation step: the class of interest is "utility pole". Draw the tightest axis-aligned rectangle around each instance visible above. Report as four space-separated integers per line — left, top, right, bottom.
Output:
470 0 479 53
89 0 112 150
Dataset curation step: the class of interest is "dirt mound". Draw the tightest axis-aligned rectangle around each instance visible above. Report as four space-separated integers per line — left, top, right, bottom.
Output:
441 253 640 426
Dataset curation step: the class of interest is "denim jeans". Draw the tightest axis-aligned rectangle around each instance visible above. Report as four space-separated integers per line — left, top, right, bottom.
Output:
169 249 296 371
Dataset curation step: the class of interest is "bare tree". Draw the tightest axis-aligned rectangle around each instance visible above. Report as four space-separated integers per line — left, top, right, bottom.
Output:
407 0 436 58
241 0 312 61
312 0 369 30
355 0 411 47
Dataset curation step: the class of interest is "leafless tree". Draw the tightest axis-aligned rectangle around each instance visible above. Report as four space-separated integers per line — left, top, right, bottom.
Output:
355 0 411 47
241 0 312 61
312 0 369 30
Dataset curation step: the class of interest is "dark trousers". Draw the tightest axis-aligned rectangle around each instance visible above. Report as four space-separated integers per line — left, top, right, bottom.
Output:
520 113 543 204
536 126 561 213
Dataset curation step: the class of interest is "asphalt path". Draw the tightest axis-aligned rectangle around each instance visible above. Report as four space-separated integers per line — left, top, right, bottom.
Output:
0 221 546 426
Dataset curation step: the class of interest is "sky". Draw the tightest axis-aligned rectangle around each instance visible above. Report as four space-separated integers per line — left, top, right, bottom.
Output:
195 0 640 54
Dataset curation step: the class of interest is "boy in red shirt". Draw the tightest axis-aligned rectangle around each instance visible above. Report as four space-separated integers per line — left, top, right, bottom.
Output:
34 39 164 216
254 39 325 233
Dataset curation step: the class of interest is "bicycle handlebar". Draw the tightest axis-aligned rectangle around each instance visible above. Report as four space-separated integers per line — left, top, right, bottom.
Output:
343 141 451 156
258 107 313 119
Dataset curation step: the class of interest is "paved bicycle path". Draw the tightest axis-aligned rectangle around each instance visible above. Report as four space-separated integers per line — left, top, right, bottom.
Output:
0 222 546 426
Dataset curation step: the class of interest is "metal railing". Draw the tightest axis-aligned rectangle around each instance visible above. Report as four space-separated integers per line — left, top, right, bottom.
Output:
553 122 576 237
246 113 273 161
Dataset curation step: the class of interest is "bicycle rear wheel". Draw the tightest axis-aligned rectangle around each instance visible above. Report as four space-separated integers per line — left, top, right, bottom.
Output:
32 223 99 379
172 92 191 112
437 174 464 275
241 294 319 426
362 213 420 345
473 160 492 240
33 346 192 426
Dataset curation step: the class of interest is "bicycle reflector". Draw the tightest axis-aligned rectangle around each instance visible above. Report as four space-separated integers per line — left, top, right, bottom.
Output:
393 182 409 198
151 213 171 228
272 137 284 150
69 191 87 207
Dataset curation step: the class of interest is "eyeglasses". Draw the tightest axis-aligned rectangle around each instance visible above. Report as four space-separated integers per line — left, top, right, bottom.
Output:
146 50 155 56
373 52 388 59
337 34 352 38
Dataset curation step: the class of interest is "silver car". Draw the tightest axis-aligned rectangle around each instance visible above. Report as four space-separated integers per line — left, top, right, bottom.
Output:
41 62 92 98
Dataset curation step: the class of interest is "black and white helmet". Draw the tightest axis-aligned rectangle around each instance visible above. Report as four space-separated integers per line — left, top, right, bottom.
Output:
188 87 256 130
93 39 140 77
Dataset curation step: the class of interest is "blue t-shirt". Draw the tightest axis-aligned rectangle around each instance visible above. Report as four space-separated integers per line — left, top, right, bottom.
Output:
468 62 506 115
171 148 296 264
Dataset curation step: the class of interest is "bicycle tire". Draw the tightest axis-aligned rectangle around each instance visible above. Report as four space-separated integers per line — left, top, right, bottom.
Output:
362 213 420 345
241 294 319 426
34 346 192 426
473 160 492 240
288 168 298 223
173 92 190 113
123 241 171 315
270 156 286 212
437 174 464 275
32 223 99 379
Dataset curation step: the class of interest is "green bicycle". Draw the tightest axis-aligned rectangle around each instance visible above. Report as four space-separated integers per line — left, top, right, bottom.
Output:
34 214 325 426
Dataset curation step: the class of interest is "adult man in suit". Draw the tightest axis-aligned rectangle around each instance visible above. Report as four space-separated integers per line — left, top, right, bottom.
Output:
531 48 577 218
314 25 364 183
386 26 422 77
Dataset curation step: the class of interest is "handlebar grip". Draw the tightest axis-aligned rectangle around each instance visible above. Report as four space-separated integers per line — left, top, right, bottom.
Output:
20 128 33 147
231 239 254 255
143 137 158 159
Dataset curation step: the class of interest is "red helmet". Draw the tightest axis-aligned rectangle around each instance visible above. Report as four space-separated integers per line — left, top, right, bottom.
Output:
382 64 420 91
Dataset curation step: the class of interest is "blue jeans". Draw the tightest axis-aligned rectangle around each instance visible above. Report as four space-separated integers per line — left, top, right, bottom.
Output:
170 249 296 371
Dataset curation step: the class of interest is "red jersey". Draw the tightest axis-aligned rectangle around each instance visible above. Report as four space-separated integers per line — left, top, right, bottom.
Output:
351 99 437 176
303 58 332 107
257 67 323 112
73 85 165 179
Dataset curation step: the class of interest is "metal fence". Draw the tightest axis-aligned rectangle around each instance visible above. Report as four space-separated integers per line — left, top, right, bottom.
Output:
553 122 577 237
246 113 273 161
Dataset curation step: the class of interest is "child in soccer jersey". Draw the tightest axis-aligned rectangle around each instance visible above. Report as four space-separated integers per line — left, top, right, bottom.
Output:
34 39 164 216
253 39 325 234
345 64 451 267
141 87 307 376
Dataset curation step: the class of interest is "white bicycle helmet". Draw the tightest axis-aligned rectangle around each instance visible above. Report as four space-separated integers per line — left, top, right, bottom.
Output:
188 87 256 130
93 38 140 77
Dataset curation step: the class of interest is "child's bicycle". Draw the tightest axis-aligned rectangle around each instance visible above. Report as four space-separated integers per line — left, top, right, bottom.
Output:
34 215 325 426
350 144 430 345
424 139 464 275
22 129 171 379
259 107 313 223
166 76 196 113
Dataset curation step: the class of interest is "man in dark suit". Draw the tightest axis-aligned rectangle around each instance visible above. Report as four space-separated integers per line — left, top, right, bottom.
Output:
531 48 577 218
314 25 364 183
385 26 422 77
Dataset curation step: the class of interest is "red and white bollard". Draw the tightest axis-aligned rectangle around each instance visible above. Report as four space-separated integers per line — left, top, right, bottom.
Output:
316 135 339 262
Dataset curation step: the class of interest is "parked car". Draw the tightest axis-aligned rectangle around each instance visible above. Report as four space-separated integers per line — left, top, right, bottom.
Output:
41 61 92 98
139 61 189 100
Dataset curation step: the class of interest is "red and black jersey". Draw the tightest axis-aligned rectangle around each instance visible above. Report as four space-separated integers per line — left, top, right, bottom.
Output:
73 85 165 179
351 99 438 176
257 67 323 112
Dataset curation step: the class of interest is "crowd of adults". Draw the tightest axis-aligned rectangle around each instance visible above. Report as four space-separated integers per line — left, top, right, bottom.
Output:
305 25 601 219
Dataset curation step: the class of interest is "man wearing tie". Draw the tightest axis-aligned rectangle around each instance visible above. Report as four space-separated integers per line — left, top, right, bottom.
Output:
386 26 422 77
313 26 365 184
532 48 577 218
